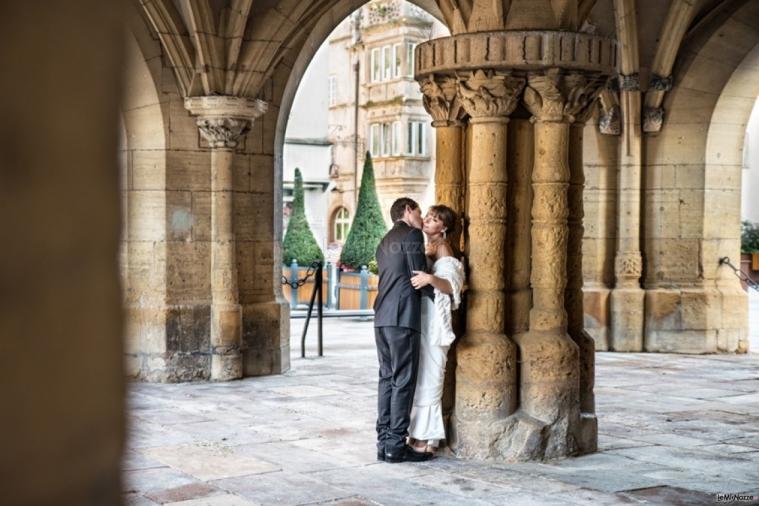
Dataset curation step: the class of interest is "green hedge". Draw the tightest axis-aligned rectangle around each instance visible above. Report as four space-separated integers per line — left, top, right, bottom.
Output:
340 152 387 270
282 168 324 265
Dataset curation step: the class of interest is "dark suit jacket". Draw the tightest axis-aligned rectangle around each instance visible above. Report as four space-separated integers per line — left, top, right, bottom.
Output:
373 221 433 332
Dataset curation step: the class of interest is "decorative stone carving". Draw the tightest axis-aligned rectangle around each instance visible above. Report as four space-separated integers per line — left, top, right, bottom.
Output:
643 106 664 133
196 117 250 148
599 104 621 135
184 96 268 149
419 75 465 127
615 251 643 279
598 87 621 135
524 70 604 123
416 32 616 80
457 70 525 119
649 73 673 92
619 73 640 91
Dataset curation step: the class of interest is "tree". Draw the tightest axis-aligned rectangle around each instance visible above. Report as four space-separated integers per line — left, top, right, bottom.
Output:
340 152 387 270
282 168 324 265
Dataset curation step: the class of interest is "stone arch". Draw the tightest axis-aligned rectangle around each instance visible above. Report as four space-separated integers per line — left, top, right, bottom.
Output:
643 1 759 352
272 0 444 243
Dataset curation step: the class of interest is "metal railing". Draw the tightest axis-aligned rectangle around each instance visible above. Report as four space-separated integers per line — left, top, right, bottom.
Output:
281 261 323 358
719 257 759 292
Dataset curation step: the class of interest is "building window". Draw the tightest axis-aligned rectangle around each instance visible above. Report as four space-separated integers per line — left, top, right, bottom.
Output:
406 121 427 156
381 123 391 156
382 45 392 80
393 43 402 78
328 75 337 106
370 123 381 157
370 48 381 82
370 121 402 158
333 207 351 242
392 121 401 155
406 42 416 77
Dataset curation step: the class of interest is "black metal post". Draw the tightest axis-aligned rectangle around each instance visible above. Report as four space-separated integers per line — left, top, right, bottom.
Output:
300 265 319 358
317 265 323 356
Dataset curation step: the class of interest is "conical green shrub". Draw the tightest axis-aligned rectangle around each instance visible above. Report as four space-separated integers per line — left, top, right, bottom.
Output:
282 168 324 265
340 152 387 270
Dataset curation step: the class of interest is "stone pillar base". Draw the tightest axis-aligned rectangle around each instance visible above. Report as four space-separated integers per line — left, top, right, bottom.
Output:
241 300 290 376
511 331 582 460
609 287 644 351
583 287 610 350
644 286 747 353
211 351 242 381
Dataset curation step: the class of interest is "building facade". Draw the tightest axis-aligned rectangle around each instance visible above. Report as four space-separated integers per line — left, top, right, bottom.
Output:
325 1 448 243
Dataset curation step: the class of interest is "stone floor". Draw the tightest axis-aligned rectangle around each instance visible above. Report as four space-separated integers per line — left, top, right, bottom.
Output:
124 297 759 505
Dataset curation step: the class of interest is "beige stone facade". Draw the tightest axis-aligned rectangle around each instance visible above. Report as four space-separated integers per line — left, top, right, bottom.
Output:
326 1 447 234
5 1 759 501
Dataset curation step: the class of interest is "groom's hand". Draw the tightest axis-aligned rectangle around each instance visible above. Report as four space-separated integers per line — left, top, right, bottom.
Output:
410 270 431 289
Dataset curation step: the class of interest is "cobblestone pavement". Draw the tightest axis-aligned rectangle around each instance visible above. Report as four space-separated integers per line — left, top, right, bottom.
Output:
125 308 759 505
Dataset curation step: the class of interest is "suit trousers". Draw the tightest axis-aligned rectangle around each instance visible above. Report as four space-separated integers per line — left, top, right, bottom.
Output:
375 326 420 454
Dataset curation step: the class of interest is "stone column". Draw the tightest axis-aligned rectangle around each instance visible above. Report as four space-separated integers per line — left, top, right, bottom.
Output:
420 74 468 434
610 74 645 351
415 30 615 461
420 75 467 252
185 96 267 380
451 70 524 458
568 87 602 453
513 70 581 458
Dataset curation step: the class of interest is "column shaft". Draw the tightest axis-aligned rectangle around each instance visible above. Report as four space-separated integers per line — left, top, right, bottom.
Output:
454 116 517 434
506 119 533 335
210 148 243 380
610 86 645 351
569 122 598 453
434 124 465 253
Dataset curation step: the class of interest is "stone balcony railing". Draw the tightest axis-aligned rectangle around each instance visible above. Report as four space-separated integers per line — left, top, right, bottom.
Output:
363 0 431 27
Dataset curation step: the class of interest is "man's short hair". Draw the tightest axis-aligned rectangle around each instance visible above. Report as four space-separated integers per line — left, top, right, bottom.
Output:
390 197 419 222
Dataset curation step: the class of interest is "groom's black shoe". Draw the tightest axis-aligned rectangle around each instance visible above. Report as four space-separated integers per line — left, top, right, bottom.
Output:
384 445 432 463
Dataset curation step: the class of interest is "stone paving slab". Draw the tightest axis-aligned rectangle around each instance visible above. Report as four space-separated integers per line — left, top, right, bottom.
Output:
124 318 759 505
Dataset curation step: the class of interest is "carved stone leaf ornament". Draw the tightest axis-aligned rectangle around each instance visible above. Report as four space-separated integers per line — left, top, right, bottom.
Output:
457 69 525 118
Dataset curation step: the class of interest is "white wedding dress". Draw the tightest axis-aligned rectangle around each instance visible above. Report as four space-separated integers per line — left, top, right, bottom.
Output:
408 255 465 446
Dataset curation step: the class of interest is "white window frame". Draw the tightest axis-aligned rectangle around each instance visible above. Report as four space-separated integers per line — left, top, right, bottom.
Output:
382 45 392 80
381 123 391 156
392 43 402 78
370 48 381 82
406 120 427 156
406 42 416 77
370 123 381 157
328 75 337 106
417 121 426 156
334 207 351 242
392 121 401 155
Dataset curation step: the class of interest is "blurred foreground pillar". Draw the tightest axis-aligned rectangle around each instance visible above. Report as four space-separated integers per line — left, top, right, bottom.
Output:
0 1 126 504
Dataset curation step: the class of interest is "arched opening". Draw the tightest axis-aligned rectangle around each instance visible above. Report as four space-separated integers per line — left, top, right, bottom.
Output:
277 0 447 327
643 1 759 353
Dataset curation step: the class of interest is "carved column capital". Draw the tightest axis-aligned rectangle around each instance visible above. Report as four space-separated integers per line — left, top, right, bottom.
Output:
614 251 643 281
456 70 525 120
619 73 640 92
598 86 621 135
643 107 664 133
184 96 268 148
419 74 466 127
524 70 604 124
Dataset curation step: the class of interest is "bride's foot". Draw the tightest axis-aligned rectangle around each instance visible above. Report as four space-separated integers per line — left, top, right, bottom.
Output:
411 440 428 452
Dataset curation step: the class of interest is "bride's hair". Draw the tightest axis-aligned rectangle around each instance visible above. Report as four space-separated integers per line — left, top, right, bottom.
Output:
428 205 456 237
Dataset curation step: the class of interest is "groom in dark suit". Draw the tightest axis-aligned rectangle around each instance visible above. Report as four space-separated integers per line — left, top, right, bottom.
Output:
374 197 434 463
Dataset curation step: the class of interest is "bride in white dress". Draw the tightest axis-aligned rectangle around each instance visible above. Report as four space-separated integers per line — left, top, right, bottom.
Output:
408 205 465 454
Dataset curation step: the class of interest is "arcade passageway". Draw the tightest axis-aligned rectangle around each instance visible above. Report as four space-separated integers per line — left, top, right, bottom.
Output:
123 318 759 505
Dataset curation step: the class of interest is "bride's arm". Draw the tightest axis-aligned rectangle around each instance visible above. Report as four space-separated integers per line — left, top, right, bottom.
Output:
410 270 453 294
